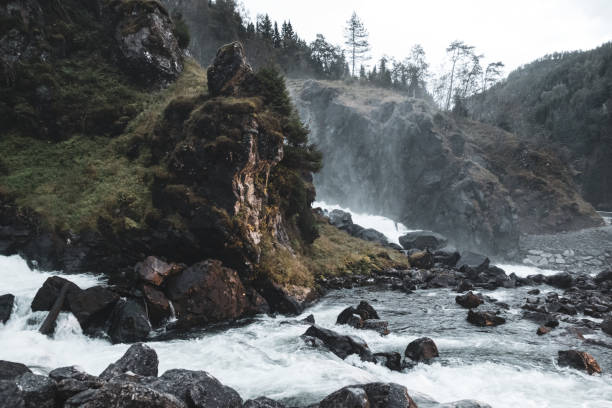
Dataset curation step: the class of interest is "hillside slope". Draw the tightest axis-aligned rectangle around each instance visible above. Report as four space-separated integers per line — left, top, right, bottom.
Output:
469 42 612 210
289 79 603 255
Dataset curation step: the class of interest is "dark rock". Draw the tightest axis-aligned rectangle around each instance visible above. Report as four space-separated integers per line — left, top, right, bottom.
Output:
67 286 119 332
142 284 172 327
537 326 552 335
455 280 474 292
49 366 100 403
545 318 560 328
455 291 483 309
602 317 612 336
65 381 185 408
362 319 390 336
439 401 492 408
100 343 158 380
135 256 178 286
31 276 81 312
166 260 251 326
399 230 448 251
336 306 359 325
557 350 602 374
404 337 439 362
0 380 25 408
301 314 315 324
150 369 242 408
527 289 540 295
114 0 184 82
409 250 434 269
0 294 14 323
434 246 461 267
302 325 374 362
320 382 418 408
545 272 574 289
357 228 389 245
245 288 270 316
255 279 304 316
356 301 380 320
594 270 612 284
243 397 286 408
15 372 57 408
109 299 152 344
0 360 31 380
456 252 490 272
467 310 505 326
328 209 353 230
207 41 252 97
374 352 402 372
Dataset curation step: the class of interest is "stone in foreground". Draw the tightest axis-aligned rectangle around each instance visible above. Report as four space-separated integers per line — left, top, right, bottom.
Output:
557 350 602 375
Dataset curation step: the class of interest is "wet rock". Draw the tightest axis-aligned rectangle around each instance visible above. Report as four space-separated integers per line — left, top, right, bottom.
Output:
65 381 185 408
302 325 374 362
356 301 380 320
537 326 552 335
455 291 483 309
374 352 402 372
0 380 25 408
320 382 418 408
527 289 540 295
455 280 474 292
357 228 389 245
594 270 612 284
467 310 506 326
404 337 439 362
0 360 31 380
166 260 250 326
434 246 461 267
439 401 492 408
108 299 152 344
328 209 353 230
114 0 183 82
245 288 270 316
67 286 120 332
301 314 315 324
399 231 448 251
31 276 81 312
0 294 14 323
557 350 602 374
50 366 103 405
49 366 96 383
142 284 172 327
207 41 252 97
456 252 490 273
15 372 57 408
135 256 178 286
602 317 612 336
409 250 435 270
150 369 242 408
255 280 304 315
362 319 390 336
100 343 158 380
545 272 574 289
545 301 576 316
337 306 359 325
243 397 286 408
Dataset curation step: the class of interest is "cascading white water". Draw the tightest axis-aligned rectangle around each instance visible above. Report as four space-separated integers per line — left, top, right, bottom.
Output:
1 253 612 407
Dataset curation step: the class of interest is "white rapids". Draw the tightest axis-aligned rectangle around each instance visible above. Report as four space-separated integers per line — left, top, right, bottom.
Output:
1 254 612 407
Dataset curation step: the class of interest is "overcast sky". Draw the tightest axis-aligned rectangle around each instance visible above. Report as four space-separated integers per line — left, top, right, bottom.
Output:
241 0 612 76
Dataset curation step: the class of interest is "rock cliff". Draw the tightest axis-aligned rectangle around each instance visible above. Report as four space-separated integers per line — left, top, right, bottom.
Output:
289 80 602 256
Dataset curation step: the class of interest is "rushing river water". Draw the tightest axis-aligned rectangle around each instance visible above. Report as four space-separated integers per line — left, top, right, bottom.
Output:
1 253 612 407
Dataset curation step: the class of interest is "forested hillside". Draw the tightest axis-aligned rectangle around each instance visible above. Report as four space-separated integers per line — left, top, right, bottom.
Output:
469 42 612 210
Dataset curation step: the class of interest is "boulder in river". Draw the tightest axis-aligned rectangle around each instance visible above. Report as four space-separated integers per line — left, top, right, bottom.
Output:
0 360 32 380
602 317 612 336
0 294 15 323
545 272 574 289
356 301 380 320
108 299 152 344
328 209 353 230
100 343 158 380
243 397 286 408
434 246 461 267
467 310 506 326
537 326 552 335
0 380 25 408
166 259 250 326
362 320 390 336
439 400 492 408
31 276 81 312
15 372 57 408
65 380 186 408
456 291 484 309
404 337 439 362
67 286 120 332
373 352 402 372
409 250 434 269
319 382 418 408
557 350 602 374
357 228 389 245
135 256 179 286
49 366 102 404
142 284 173 327
149 369 243 408
399 230 448 251
255 279 304 315
302 325 374 362
456 252 490 273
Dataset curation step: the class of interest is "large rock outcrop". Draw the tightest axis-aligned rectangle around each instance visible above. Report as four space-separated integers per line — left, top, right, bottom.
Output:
289 80 602 255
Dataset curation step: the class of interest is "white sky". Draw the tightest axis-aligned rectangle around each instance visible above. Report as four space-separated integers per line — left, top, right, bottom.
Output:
241 0 612 76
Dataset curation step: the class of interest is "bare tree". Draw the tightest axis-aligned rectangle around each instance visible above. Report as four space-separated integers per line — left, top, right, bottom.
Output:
482 61 505 93
444 40 475 110
344 12 370 77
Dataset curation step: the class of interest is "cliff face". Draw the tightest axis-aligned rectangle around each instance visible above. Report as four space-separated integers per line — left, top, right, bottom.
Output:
289 80 603 256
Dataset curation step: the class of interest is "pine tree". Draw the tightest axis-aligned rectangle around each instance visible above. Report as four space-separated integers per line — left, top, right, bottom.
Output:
344 12 370 77
359 64 366 79
281 20 295 46
273 22 282 48
258 14 273 41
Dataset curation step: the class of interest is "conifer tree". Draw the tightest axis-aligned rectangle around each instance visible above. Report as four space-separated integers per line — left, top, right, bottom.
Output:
344 12 370 77
273 22 282 48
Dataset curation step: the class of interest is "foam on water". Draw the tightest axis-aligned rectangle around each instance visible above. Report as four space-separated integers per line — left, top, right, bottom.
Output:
313 200 415 244
2 254 612 407
495 263 561 278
